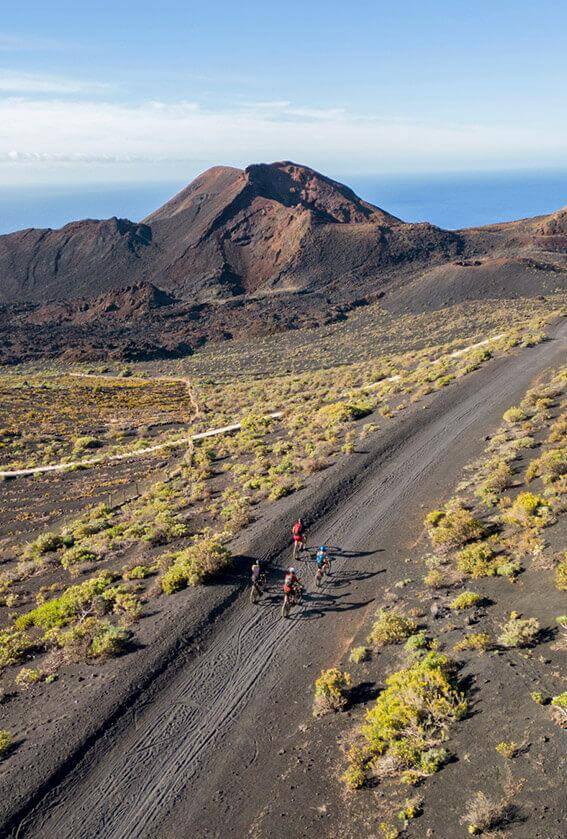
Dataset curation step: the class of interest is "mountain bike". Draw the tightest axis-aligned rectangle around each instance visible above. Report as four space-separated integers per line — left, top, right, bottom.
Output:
315 556 331 587
250 573 267 605
281 584 303 618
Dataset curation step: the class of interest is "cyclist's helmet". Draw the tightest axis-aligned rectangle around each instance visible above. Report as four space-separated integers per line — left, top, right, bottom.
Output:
288 567 295 573
319 546 327 551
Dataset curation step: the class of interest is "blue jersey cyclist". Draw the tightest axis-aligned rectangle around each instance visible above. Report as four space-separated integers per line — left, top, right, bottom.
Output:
316 546 330 570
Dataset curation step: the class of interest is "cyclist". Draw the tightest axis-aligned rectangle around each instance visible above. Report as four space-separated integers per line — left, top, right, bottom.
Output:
250 560 263 604
282 566 302 618
283 566 300 594
292 518 306 559
315 546 330 574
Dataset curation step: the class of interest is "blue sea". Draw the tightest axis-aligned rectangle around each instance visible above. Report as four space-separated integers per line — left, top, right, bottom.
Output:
0 169 566 235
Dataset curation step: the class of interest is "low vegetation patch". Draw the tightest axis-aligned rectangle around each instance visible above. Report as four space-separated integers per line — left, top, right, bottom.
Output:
425 502 486 551
313 668 352 716
344 653 466 788
498 612 540 648
449 591 482 610
367 609 417 647
160 534 231 593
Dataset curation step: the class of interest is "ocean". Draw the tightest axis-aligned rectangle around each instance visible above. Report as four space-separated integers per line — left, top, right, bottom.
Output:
0 169 566 235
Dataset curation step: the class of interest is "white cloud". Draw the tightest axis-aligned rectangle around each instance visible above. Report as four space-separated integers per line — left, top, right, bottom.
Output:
0 33 68 51
0 96 565 184
0 70 110 94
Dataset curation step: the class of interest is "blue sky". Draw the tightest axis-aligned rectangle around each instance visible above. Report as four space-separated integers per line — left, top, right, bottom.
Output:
1 0 567 188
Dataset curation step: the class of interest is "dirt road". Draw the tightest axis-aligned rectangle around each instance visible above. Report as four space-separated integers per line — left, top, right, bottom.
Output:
9 320 567 839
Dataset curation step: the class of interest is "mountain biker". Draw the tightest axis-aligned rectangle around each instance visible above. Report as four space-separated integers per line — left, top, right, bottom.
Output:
292 518 306 558
283 566 301 595
315 546 331 585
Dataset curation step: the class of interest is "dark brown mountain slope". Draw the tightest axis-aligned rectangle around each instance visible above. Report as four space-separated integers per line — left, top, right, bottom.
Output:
0 163 565 363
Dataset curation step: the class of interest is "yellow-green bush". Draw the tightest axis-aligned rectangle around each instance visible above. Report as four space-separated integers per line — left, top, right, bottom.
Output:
495 741 519 759
0 629 34 670
15 572 115 631
161 534 231 593
60 545 100 570
453 633 492 652
123 564 153 580
504 491 552 529
349 645 369 664
498 612 540 648
425 503 486 550
456 543 498 578
0 730 12 757
368 609 417 647
502 406 527 425
316 398 373 428
450 591 482 610
349 653 466 785
89 622 131 658
555 555 567 591
15 667 42 689
313 668 352 716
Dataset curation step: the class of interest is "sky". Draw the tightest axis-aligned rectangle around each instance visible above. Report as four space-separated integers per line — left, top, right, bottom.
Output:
0 1 566 197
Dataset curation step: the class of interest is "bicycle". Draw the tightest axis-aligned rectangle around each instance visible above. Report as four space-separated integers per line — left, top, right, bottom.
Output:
281 584 303 618
250 573 267 605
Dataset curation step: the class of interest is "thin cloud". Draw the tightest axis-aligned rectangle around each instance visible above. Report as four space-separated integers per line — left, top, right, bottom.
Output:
0 97 565 183
0 33 69 51
0 70 110 95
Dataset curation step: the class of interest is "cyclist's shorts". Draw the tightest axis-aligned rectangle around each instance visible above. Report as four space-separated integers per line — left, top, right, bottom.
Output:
283 584 293 594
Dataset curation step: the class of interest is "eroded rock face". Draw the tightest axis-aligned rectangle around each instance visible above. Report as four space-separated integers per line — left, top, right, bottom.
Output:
0 162 565 362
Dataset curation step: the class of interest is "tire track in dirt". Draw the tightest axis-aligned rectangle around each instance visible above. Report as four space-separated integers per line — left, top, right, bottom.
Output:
13 321 567 839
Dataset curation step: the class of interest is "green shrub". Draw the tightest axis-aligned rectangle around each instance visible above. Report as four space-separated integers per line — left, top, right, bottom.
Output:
502 406 527 425
60 545 99 569
73 436 103 453
349 646 369 664
475 462 512 504
498 612 540 648
450 591 482 610
351 653 466 785
0 629 34 670
0 730 12 757
551 692 567 710
456 543 498 578
123 564 152 580
425 503 486 550
161 534 231 593
316 398 373 427
531 691 546 705
313 668 352 716
495 741 519 759
89 622 131 658
404 631 430 652
495 559 522 579
15 667 42 689
550 692 567 725
453 633 492 652
368 609 417 647
15 572 115 630
22 531 63 560
504 491 552 529
555 555 567 591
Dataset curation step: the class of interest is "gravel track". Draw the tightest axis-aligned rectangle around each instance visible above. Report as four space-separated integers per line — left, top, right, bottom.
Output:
8 319 566 839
